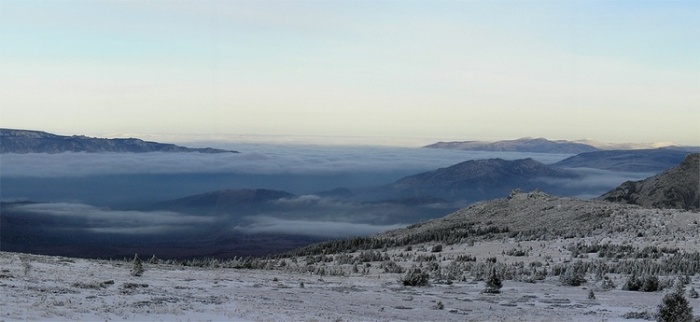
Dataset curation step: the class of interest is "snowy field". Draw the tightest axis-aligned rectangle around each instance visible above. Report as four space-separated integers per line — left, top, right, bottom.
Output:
2 239 698 322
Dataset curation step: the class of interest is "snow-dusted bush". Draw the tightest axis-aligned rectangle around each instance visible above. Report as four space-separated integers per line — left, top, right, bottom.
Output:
657 287 693 322
22 261 31 277
483 269 502 294
688 287 699 299
73 280 114 289
623 274 661 292
436 301 444 310
401 267 429 287
559 262 587 286
382 260 405 274
443 261 464 281
505 247 529 257
601 276 616 290
642 276 661 292
623 311 655 320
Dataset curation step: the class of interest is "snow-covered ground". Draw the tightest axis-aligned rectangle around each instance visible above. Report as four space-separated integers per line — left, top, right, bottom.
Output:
2 245 698 322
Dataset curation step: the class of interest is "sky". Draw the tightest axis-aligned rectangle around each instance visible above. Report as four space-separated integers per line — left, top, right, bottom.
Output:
1 0 698 146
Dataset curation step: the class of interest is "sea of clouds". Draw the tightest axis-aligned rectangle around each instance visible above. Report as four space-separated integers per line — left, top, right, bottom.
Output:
0 144 657 257
1 144 572 177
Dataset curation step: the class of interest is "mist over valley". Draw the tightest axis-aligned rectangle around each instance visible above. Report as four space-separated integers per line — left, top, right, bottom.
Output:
2 133 681 260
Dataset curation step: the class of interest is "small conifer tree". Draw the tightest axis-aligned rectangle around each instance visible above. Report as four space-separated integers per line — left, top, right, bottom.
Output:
484 269 503 294
657 286 693 322
588 290 596 300
131 254 144 277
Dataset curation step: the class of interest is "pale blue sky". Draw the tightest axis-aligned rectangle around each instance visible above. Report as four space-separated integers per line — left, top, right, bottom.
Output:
1 1 698 146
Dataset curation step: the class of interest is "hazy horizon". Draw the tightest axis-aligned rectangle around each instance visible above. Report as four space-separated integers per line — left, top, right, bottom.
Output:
2 127 694 149
2 1 698 146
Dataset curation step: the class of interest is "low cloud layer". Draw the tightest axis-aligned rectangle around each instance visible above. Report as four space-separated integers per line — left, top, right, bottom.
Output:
1 145 572 177
8 202 216 234
234 216 407 238
537 168 653 193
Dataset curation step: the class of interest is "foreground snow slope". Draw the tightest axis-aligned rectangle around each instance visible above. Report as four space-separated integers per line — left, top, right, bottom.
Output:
2 248 698 322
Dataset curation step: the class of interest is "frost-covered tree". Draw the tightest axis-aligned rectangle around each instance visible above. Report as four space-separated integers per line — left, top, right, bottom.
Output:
401 267 429 287
657 286 693 322
131 254 144 277
484 269 503 294
559 263 586 286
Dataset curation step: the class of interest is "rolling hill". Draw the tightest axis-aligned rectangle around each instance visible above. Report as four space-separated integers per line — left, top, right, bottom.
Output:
387 158 579 201
553 148 690 172
598 153 699 211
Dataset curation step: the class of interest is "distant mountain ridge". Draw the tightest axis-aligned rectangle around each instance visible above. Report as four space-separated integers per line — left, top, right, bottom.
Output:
0 128 237 154
424 137 695 154
598 153 700 211
571 139 687 151
424 138 599 154
156 189 295 215
388 158 579 201
553 148 690 172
